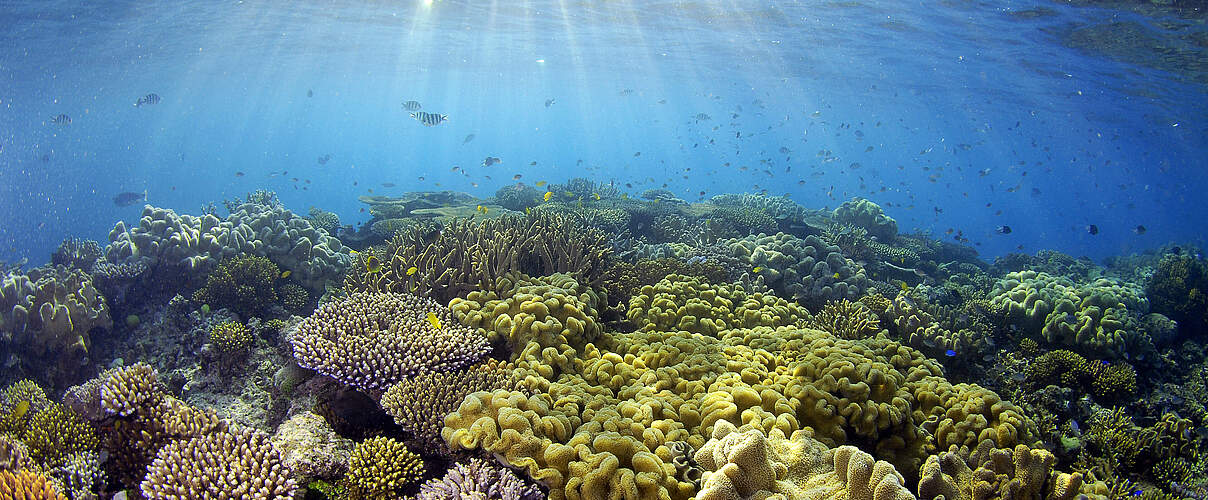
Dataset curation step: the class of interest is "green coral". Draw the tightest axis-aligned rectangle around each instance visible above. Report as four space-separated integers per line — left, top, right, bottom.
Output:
21 402 98 468
278 282 310 313
192 255 280 318
209 321 252 353
1146 253 1208 336
344 436 424 498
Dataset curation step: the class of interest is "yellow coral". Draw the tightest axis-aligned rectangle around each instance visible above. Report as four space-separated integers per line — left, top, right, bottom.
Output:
208 321 252 353
0 469 68 500
344 437 424 498
21 402 98 468
625 274 809 336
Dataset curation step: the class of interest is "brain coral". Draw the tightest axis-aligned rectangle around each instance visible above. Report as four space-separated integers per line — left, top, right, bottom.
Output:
0 265 111 386
140 426 297 499
990 271 1151 359
694 420 915 500
723 232 871 306
444 276 1033 500
291 292 490 391
833 198 898 242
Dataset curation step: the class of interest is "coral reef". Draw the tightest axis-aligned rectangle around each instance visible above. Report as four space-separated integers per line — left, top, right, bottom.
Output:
1146 253 1208 336
833 198 898 242
269 411 354 484
379 359 515 455
417 457 546 500
208 320 253 354
343 436 425 498
291 292 490 391
722 232 871 306
694 420 914 500
625 273 810 336
191 255 280 318
0 264 111 389
917 440 1093 500
344 212 610 304
0 469 67 500
496 182 543 211
140 426 297 499
51 238 103 272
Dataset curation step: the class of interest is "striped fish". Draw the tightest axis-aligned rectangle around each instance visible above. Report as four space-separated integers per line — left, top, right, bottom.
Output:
411 111 447 127
135 93 161 107
402 100 422 111
51 114 71 125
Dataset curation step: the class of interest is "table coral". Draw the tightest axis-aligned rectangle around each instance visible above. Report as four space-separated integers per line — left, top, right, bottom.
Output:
291 292 490 391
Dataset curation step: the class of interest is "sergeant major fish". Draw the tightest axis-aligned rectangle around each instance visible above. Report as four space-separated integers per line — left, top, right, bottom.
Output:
411 111 447 127
135 93 161 107
402 100 422 111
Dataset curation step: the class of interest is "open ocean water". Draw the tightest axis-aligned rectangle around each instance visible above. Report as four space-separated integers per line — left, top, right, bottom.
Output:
1 0 1207 499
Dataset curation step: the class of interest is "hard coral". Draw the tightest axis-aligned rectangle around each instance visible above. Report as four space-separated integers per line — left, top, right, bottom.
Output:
1146 253 1208 336
291 292 490 391
380 359 515 455
140 426 297 499
918 440 1091 500
344 212 610 304
625 273 810 336
809 299 882 339
192 255 280 318
208 321 253 354
834 198 898 242
21 402 98 468
417 457 545 500
0 469 67 500
723 232 871 307
344 436 424 498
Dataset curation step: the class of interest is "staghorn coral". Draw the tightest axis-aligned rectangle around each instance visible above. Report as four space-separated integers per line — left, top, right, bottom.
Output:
52 450 104 499
100 362 160 417
140 426 297 499
723 232 871 307
344 212 610 304
917 440 1094 500
0 469 68 500
380 359 516 455
625 274 810 336
344 436 424 498
291 292 490 391
416 457 545 500
208 321 253 354
834 198 898 242
808 299 882 340
694 420 915 500
191 255 280 318
0 434 29 471
0 265 111 387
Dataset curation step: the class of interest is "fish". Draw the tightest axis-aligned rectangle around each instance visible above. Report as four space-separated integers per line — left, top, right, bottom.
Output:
513 174 522 180
10 400 28 420
112 190 147 207
476 205 489 214
1086 224 1099 235
134 93 161 106
365 255 383 273
382 183 396 188
535 181 547 187
307 89 313 98
944 349 957 357
234 171 245 177
426 311 442 330
402 100 423 111
1133 225 1146 235
694 113 711 122
996 225 1012 234
411 111 447 126
280 270 292 279
463 134 475 144
318 154 332 165
543 191 554 201
545 98 556 107
833 272 841 279
752 266 763 273
482 156 501 167
51 114 71 125
592 193 601 200
407 266 418 276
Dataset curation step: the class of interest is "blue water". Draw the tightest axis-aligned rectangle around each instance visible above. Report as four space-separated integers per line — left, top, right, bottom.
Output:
1 0 1204 265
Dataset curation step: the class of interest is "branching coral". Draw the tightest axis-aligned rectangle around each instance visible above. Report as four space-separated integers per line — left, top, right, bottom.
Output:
1146 253 1208 336
291 292 490 391
380 359 516 455
808 299 882 339
344 212 610 304
0 469 67 500
140 426 297 499
344 436 424 498
192 255 280 318
417 457 545 500
209 321 253 354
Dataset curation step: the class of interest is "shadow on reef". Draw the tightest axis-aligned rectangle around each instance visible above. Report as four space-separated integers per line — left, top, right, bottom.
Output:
0 182 1206 499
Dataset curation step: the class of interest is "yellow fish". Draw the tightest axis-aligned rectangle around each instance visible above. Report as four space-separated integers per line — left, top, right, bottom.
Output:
752 266 763 273
476 205 489 214
593 193 601 200
544 191 554 201
280 270 291 279
365 255 383 273
10 400 29 420
536 181 547 187
899 282 910 292
525 207 531 214
833 272 841 279
407 266 418 276
621 193 629 199
426 311 442 330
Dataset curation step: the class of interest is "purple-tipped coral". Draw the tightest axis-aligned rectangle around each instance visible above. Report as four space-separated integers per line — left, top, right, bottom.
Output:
417 458 545 500
291 292 490 391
